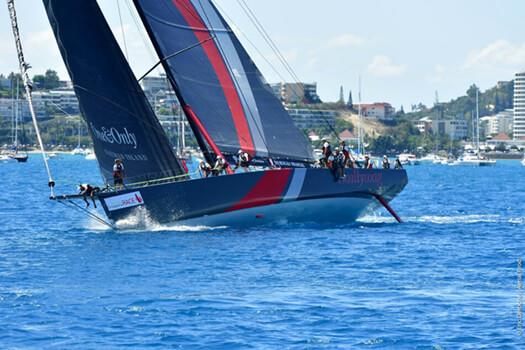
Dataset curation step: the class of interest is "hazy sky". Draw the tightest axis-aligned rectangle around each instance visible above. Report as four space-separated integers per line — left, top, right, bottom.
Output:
0 0 524 110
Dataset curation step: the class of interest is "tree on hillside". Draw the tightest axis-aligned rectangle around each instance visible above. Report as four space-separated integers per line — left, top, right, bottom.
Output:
347 90 353 109
33 69 60 90
466 84 479 99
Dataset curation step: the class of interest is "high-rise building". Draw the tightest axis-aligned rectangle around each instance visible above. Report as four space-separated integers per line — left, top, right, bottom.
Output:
514 71 525 139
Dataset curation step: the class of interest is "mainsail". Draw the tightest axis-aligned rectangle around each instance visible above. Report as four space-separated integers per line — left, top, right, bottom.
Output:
43 0 186 184
133 0 314 166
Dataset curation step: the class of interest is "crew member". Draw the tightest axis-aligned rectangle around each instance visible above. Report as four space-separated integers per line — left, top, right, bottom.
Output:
235 149 251 172
340 141 350 167
382 155 391 169
113 159 125 189
363 155 371 169
395 157 404 170
212 155 228 176
332 147 345 180
199 160 212 178
78 183 100 208
322 140 332 166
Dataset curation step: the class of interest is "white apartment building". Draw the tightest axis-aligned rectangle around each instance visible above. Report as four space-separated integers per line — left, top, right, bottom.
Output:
514 71 525 139
32 89 79 117
432 119 468 140
0 98 31 122
286 108 336 130
360 103 395 121
481 109 513 137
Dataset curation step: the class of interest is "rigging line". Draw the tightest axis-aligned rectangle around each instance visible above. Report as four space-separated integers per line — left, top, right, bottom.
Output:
197 0 270 153
233 0 337 143
236 0 302 84
124 0 161 74
137 36 216 82
234 0 303 100
56 199 114 229
212 0 289 84
117 0 130 61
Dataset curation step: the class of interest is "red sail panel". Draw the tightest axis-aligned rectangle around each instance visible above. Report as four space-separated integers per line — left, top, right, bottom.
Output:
171 0 254 154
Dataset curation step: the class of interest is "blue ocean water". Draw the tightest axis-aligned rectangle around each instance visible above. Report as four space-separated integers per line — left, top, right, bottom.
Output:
1 155 524 349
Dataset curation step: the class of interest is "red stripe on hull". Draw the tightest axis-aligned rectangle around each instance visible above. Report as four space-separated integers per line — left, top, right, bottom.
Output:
228 169 292 212
172 0 254 154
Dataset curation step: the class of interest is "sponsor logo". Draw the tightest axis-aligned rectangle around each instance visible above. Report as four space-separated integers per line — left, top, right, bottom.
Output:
90 123 138 149
105 191 145 211
339 170 383 186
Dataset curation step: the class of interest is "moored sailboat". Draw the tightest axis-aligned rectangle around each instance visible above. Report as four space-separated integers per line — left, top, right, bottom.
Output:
17 0 408 227
7 78 28 163
455 88 495 166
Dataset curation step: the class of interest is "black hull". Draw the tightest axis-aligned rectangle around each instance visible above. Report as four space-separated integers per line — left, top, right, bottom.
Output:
14 156 28 163
8 154 28 163
96 168 408 227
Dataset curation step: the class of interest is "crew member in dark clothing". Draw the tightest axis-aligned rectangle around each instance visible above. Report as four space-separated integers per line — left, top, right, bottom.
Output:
382 155 390 169
78 183 100 208
363 155 370 169
395 157 404 169
322 140 332 166
340 141 350 167
199 160 212 178
235 149 251 172
113 159 124 189
212 156 229 176
332 147 345 180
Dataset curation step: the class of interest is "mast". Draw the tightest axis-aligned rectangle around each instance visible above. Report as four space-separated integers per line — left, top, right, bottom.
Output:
476 87 480 156
14 77 19 151
10 77 14 145
357 76 362 155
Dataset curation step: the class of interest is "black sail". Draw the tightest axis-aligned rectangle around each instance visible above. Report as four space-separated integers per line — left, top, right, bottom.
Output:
42 0 186 184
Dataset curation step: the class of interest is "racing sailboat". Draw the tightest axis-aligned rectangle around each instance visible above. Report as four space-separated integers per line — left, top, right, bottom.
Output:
36 0 407 227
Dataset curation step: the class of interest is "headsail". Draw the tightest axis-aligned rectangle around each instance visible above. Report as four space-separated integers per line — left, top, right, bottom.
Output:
133 0 314 166
42 0 186 184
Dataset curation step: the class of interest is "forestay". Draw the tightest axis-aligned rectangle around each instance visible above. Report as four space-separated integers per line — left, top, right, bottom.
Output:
133 0 314 166
43 0 186 184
